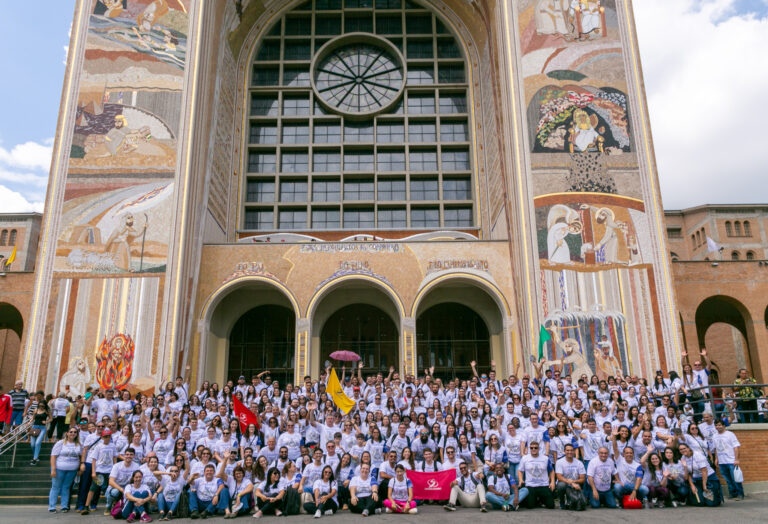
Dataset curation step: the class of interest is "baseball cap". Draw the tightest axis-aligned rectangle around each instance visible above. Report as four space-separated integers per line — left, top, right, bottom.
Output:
239 375 246 380
102 429 112 436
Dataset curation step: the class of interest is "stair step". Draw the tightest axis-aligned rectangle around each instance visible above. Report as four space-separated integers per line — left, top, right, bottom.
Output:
0 495 49 505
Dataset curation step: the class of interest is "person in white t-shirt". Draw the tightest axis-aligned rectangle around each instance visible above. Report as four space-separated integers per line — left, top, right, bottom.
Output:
678 442 722 507
554 443 586 508
517 441 555 509
713 419 744 499
190 463 229 518
303 465 339 517
253 467 286 518
444 461 488 512
382 464 417 514
586 447 617 508
106 447 140 514
48 427 82 513
486 462 526 511
612 447 648 505
349 463 379 516
121 470 154 522
156 464 187 519
218 458 254 519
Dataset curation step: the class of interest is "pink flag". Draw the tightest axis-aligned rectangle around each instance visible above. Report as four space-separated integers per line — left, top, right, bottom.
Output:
406 469 456 500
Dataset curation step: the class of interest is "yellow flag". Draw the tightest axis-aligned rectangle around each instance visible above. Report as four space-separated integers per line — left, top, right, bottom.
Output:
5 245 16 265
327 368 356 415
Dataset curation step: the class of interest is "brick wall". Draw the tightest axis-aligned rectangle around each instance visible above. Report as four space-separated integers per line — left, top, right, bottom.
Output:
730 427 768 483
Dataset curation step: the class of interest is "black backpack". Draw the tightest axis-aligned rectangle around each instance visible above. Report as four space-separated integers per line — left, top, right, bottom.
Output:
563 485 586 511
283 487 302 515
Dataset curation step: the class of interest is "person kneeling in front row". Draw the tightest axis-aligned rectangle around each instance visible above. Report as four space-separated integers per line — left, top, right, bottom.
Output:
444 461 490 512
190 463 229 518
486 462 527 511
518 442 555 509
349 463 380 516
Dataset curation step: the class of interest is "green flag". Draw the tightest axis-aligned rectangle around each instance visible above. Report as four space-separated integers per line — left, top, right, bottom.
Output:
538 325 551 360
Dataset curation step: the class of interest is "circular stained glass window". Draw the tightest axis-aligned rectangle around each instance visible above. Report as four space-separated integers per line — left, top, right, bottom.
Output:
311 34 406 117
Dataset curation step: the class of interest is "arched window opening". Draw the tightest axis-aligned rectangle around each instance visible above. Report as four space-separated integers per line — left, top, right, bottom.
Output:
725 221 732 236
746 251 755 260
321 304 398 376
731 251 740 261
228 305 295 386
8 230 16 246
0 230 6 246
670 252 679 261
416 302 490 381
734 221 742 236
744 220 752 237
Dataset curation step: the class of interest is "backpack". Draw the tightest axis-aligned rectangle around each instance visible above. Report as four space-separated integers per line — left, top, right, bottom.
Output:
563 485 586 511
175 489 190 519
283 487 302 515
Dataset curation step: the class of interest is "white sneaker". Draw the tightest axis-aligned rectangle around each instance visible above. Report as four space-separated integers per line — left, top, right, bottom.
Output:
324 510 333 516
408 508 418 514
362 509 369 517
672 500 678 508
384 508 391 513
314 510 322 518
375 508 381 515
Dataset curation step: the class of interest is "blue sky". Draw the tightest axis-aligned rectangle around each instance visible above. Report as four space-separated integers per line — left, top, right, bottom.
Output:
1 0 767 213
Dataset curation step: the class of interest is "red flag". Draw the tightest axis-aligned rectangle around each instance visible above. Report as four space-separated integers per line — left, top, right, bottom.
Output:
233 395 260 432
406 469 456 500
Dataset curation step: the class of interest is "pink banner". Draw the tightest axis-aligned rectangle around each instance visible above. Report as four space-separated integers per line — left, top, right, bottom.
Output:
406 469 456 500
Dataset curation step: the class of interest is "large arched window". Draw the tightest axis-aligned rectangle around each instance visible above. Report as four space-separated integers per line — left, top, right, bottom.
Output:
228 305 296 386
731 251 740 261
416 302 490 381
744 220 752 237
734 221 742 236
7 230 16 246
243 0 473 232
0 230 6 246
725 221 732 236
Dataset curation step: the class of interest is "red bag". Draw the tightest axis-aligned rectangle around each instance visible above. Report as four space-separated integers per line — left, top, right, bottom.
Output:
623 495 642 509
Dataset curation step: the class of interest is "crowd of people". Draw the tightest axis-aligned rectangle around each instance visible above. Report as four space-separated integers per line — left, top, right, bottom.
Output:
0 347 764 521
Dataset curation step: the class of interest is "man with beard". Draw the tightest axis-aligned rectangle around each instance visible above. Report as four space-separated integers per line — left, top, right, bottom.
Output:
104 214 147 272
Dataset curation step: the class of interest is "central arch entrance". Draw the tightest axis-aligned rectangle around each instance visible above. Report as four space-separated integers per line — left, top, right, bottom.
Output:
229 305 295 387
321 304 398 376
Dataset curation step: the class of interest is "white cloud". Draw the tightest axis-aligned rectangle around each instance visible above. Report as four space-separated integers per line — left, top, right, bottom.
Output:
0 168 49 188
0 140 54 171
633 0 768 209
0 184 44 213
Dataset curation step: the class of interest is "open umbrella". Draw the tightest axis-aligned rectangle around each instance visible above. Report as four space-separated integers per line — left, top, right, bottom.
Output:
329 350 361 362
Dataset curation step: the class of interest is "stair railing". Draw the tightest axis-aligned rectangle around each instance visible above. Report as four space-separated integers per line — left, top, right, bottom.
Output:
0 418 32 468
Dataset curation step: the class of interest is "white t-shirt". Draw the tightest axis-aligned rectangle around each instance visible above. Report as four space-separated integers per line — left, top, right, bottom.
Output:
713 430 740 464
109 460 140 487
586 458 615 492
92 398 117 421
487 474 514 496
91 441 118 474
518 454 551 488
160 476 186 502
349 475 377 498
52 398 70 418
193 477 223 500
615 457 643 485
52 440 82 471
312 479 338 504
388 477 412 500
139 464 165 492
124 483 151 500
555 457 586 481
228 477 254 498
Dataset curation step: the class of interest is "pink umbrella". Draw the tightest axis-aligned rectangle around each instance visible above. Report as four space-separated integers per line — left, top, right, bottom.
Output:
329 350 361 362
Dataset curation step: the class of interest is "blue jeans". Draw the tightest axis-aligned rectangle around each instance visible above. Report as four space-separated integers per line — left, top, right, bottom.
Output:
30 425 46 460
486 489 528 509
75 462 92 510
11 410 23 427
189 489 230 514
122 490 150 518
106 487 123 508
230 493 252 515
49 469 78 510
158 493 181 514
508 462 519 481
692 476 723 506
718 464 744 498
612 482 649 502
588 488 617 508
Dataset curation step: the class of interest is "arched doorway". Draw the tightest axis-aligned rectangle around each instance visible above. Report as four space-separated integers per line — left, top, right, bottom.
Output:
0 302 23 388
202 279 299 386
321 304 398 377
416 303 490 381
695 295 760 382
229 306 295 386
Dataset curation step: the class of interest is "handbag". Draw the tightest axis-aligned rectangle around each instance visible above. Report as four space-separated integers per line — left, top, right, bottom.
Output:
110 498 124 519
733 466 744 483
30 427 41 437
622 495 643 509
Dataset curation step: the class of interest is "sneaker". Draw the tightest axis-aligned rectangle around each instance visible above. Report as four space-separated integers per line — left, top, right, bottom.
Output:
736 496 745 501
126 514 137 524
443 503 457 511
362 509 369 517
80 509 90 515
201 510 209 519
671 500 678 508
252 512 262 519
48 509 56 513
481 503 489 512
140 514 153 523
158 512 165 521
275 510 283 517
104 509 113 516
62 508 69 513
384 507 391 513
166 511 174 520
314 510 322 518
512 503 519 511
324 510 333 516
408 508 418 514
190 510 200 519
502 505 508 512
374 508 381 515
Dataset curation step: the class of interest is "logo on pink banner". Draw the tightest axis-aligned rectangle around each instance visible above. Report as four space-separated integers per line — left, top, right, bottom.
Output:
406 469 456 500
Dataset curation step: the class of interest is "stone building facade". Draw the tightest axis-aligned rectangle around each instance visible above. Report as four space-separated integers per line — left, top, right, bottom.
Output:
10 0 686 392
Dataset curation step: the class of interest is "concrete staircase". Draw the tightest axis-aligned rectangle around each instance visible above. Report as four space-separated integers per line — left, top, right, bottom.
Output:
0 441 55 505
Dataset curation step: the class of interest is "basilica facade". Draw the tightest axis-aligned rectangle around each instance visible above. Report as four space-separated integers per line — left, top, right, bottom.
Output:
21 0 682 392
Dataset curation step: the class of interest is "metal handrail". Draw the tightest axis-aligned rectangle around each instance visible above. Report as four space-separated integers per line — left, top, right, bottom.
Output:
680 383 767 422
0 418 32 467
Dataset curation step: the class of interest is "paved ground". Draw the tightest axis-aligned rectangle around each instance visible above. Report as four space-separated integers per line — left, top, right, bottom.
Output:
2 495 766 524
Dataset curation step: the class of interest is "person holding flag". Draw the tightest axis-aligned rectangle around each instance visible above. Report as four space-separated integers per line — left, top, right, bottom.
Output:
232 395 260 434
326 368 356 415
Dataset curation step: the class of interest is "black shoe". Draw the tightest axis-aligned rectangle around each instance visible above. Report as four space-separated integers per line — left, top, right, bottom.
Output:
201 510 209 519
190 511 200 519
443 503 456 511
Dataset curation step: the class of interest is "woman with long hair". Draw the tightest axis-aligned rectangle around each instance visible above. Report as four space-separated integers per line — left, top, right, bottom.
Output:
253 467 285 518
30 399 50 465
121 470 153 522
48 426 82 512
304 465 338 517
364 426 388 469
335 453 354 510
397 447 416 471
661 446 689 506
383 464 417 514
219 460 254 519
